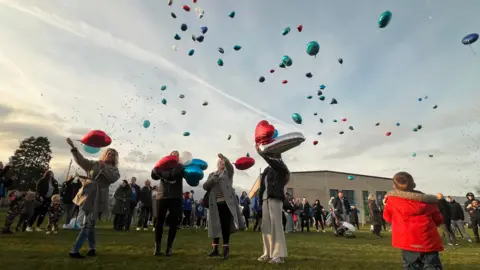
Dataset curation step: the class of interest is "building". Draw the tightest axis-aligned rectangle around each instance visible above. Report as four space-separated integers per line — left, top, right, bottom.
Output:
249 170 393 224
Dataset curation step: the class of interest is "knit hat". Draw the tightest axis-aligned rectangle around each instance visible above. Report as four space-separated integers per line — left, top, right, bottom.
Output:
393 172 415 191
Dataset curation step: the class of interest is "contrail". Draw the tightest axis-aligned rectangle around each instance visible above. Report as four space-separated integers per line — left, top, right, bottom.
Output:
0 1 303 132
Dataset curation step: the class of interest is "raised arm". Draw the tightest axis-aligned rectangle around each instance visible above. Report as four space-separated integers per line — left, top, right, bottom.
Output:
222 156 234 179
71 148 94 172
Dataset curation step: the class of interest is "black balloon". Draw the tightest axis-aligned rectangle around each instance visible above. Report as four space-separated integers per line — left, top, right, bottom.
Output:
338 58 343 64
196 35 204 42
330 98 338 105
319 118 323 123
259 76 265 83
313 112 317 116
317 90 323 96
306 72 313 78
171 12 177 19
317 132 322 135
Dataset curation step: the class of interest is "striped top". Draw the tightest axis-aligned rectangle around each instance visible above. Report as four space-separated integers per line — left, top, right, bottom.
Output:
212 181 225 202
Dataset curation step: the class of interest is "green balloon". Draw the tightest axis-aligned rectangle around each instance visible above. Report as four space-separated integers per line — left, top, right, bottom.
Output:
161 85 167 91
412 153 417 157
282 55 292 67
333 119 337 123
282 27 291 36
161 98 167 105
183 131 190 136
217 59 224 66
319 95 325 101
413 128 418 132
292 113 302 124
307 96 312 99
378 11 392 28
306 41 320 57
279 62 286 68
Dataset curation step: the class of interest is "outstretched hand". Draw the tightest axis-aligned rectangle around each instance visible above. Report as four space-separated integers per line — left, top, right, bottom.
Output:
66 138 75 148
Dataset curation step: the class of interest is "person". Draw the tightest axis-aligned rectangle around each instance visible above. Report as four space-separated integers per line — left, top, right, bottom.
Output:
151 186 158 231
436 193 456 246
240 191 251 230
300 197 310 232
45 194 65 235
27 171 59 232
349 206 360 230
182 192 193 228
252 191 262 232
368 194 382 237
257 152 290 264
447 196 472 242
332 191 351 223
312 200 324 232
284 199 294 233
2 190 33 234
124 177 140 231
203 153 243 259
60 175 82 227
151 151 185 257
383 172 443 269
195 199 206 229
465 197 480 243
66 138 120 259
0 164 14 205
464 192 479 243
112 180 132 231
137 180 153 231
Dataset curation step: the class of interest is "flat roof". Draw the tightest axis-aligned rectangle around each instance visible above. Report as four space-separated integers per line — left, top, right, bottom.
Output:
290 170 392 181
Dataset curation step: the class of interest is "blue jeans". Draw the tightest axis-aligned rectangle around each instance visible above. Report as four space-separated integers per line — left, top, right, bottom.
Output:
71 210 96 253
402 250 442 270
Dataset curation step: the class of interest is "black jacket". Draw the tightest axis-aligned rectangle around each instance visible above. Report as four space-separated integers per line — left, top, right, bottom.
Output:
300 202 311 218
312 203 324 217
283 200 294 213
258 154 290 205
449 200 464 221
151 164 185 199
437 198 452 224
60 178 82 204
139 186 153 207
464 193 476 220
0 166 13 188
36 176 59 200
332 196 351 215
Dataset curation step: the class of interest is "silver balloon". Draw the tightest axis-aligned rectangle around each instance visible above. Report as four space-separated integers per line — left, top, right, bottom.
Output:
258 132 305 154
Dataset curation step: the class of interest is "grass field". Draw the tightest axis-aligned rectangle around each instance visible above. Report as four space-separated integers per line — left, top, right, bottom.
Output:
1 213 480 270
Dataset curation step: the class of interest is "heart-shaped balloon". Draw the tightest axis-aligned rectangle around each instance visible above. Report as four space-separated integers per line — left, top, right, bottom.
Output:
154 155 179 171
255 120 275 145
81 130 112 148
234 157 255 170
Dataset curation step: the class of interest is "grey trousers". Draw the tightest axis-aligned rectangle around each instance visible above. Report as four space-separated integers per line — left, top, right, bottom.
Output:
451 220 472 240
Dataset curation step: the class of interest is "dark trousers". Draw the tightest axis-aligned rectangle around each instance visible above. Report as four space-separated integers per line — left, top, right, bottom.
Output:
254 211 262 231
471 219 479 240
28 198 51 227
213 202 232 245
352 221 360 230
315 215 324 230
373 225 382 236
402 250 442 270
196 216 203 227
155 199 182 248
182 210 192 226
301 215 310 232
138 206 152 228
243 213 250 229
16 213 30 231
114 214 125 230
282 212 287 231
124 201 137 230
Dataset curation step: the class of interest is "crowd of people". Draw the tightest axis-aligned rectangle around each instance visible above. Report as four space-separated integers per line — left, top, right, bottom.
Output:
1 141 480 268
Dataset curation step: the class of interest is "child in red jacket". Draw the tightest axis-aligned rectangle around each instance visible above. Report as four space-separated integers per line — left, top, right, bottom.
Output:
383 172 443 270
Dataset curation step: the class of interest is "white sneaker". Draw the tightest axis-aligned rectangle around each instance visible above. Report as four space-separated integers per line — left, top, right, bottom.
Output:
62 224 68 229
152 228 155 232
316 229 319 232
269 257 284 264
136 227 141 231
322 230 326 233
258 255 270 262
468 239 473 243
26 227 33 232
143 228 148 231
46 231 51 235
35 227 43 232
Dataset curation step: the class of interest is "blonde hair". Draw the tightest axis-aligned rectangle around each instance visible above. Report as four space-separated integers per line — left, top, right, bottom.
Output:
99 148 119 167
368 194 376 201
25 191 35 201
51 194 61 202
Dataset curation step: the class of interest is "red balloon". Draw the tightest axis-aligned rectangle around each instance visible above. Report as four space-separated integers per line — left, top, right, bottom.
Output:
297 25 303 32
282 80 288 84
255 120 275 145
193 0 197 3
342 118 347 122
81 130 112 148
313 140 318 145
154 155 179 171
386 132 392 136
234 157 255 170
183 5 191 11
270 69 275 73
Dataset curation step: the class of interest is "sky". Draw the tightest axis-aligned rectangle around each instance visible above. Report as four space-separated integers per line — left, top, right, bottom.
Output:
0 0 479 197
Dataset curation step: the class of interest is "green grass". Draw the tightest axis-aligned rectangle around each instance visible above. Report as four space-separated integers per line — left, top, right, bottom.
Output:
1 212 480 270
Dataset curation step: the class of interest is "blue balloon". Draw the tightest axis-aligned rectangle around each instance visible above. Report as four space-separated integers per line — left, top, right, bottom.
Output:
184 166 204 187
201 26 208 34
462 33 478 45
396 122 400 126
319 84 326 90
418 97 422 102
83 144 100 154
272 129 279 138
143 120 150 128
348 175 355 180
189 159 208 171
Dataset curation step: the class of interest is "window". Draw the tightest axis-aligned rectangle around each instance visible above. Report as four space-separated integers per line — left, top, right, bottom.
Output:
286 188 294 198
362 191 370 217
329 189 355 206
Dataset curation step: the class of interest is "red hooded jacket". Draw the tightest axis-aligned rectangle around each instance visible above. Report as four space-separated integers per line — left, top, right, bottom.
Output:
383 190 443 252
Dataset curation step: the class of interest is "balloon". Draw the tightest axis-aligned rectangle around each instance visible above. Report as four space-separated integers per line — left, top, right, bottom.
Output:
183 5 191 12
386 132 392 136
279 63 286 68
143 120 151 128
429 154 434 158
306 41 320 57
342 118 347 122
228 11 236 18
193 0 197 3
258 132 306 154
179 94 185 98
313 113 317 116
202 101 208 106
462 33 478 45
282 80 288 84
233 45 242 51
196 35 204 42
154 155 179 171
282 27 291 36
217 59 224 66
201 26 208 34
161 98 167 105
259 76 265 83
227 135 231 140
313 140 318 146
197 10 204 19
188 49 195 56
190 158 208 170
349 126 354 131
282 55 292 67
417 125 422 130
333 119 337 123
174 34 181 40
307 96 312 99
234 157 255 170
255 120 275 145
82 144 101 154
183 132 190 136
418 97 422 102
297 25 303 32
81 130 112 148
413 128 418 132
184 166 203 187
306 72 313 78
218 47 224 54
172 45 177 51
272 129 279 139
292 113 302 124
168 0 173 6
181 110 186 115
317 132 322 135
338 58 343 64
270 69 275 73
396 122 400 126
171 12 177 19
180 24 188 31
179 151 193 166
319 118 323 123
246 153 250 157
378 11 392 28
348 175 355 180
425 96 428 99
330 98 338 105
412 153 417 157
375 122 380 126
319 96 325 101
191 35 196 42
433 105 438 109
317 90 323 96
339 131 344 135
161 85 167 91
320 84 326 89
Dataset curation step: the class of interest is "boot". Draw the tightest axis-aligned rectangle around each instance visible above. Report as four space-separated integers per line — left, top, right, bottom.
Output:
208 245 219 257
154 243 161 256
222 245 230 259
165 247 172 257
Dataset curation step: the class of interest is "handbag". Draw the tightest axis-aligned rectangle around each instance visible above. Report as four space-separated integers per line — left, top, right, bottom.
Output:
203 191 210 209
73 179 91 207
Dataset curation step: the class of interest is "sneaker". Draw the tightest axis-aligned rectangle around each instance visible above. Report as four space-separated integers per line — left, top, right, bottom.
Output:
322 230 326 233
46 231 52 235
62 224 68 229
143 228 148 231
69 252 85 259
87 249 96 257
257 255 270 262
26 227 33 232
468 239 473 243
136 227 141 231
269 257 284 264
1 229 13 234
35 227 43 232
317 229 319 232
152 228 155 232
53 231 58 235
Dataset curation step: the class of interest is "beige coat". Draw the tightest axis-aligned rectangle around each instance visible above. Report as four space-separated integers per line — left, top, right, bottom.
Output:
203 157 244 238
71 149 120 220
